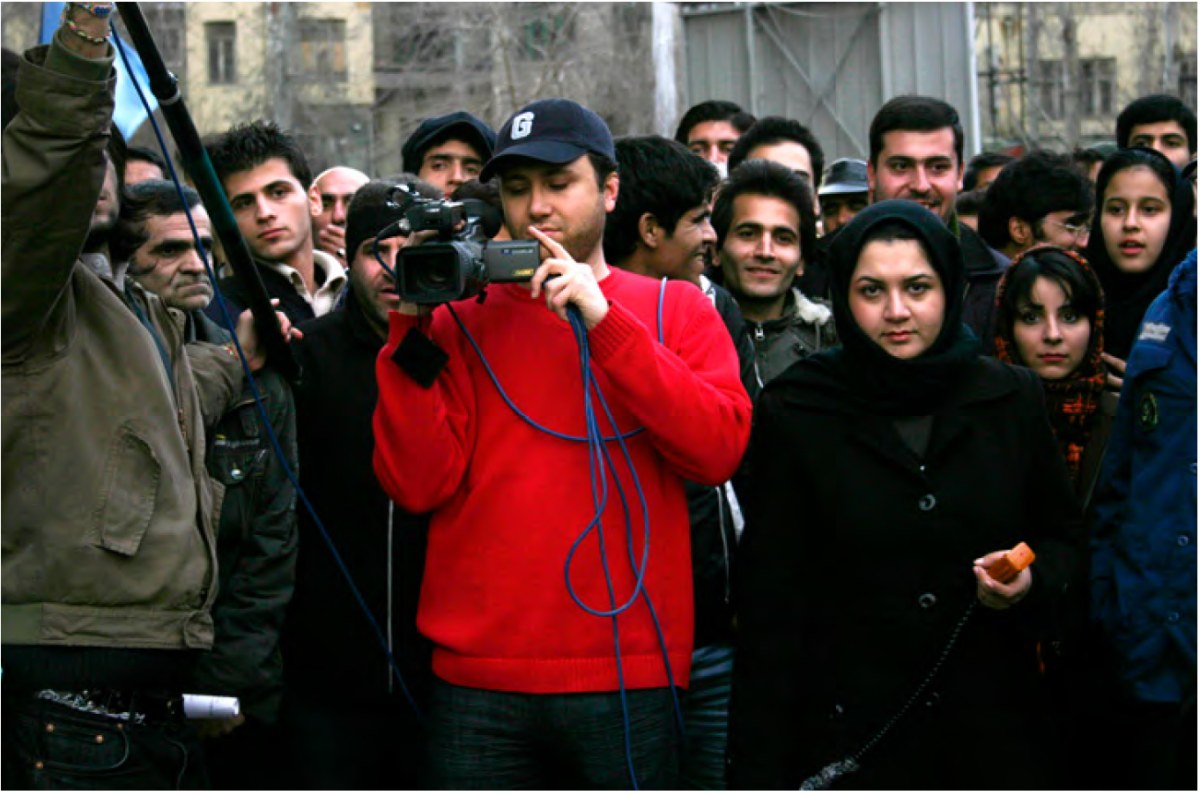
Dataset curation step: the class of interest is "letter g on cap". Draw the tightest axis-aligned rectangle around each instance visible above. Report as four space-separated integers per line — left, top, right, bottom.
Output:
512 112 535 140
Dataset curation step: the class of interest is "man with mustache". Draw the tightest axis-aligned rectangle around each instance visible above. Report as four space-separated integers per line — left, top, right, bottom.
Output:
867 95 1008 351
120 179 300 789
713 159 837 390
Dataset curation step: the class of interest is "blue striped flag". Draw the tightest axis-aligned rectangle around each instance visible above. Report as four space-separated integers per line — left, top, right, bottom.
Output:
40 2 158 139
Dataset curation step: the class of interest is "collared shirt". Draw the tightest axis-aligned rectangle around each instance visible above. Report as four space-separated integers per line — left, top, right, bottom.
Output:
260 250 347 318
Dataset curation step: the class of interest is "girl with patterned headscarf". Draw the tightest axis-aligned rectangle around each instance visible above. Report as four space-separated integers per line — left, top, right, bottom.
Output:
993 246 1116 506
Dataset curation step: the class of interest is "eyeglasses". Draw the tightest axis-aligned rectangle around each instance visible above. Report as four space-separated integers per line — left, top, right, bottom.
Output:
1042 218 1091 241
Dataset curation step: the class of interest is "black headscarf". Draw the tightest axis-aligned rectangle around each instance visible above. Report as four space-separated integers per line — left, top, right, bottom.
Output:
797 199 981 416
1085 147 1196 360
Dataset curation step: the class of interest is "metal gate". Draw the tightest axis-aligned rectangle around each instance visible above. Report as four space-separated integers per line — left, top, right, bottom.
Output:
681 2 980 162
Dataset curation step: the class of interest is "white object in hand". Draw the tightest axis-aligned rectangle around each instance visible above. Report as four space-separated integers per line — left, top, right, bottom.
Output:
182 694 241 719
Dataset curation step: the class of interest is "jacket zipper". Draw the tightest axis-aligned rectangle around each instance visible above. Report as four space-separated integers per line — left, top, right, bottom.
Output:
717 486 732 605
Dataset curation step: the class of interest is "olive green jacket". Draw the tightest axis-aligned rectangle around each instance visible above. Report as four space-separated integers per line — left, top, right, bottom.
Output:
1 38 241 650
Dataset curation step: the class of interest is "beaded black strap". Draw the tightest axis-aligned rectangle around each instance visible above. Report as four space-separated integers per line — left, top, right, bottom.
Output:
800 602 977 790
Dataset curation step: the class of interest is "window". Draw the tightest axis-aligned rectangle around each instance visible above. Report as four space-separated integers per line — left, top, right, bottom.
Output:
1181 52 1198 112
1080 58 1116 118
1035 59 1064 120
143 4 186 77
299 19 347 81
206 22 236 85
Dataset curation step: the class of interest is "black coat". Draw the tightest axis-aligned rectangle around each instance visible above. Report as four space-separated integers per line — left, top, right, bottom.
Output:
728 356 1083 790
189 314 299 723
285 291 430 706
687 281 757 649
205 264 317 325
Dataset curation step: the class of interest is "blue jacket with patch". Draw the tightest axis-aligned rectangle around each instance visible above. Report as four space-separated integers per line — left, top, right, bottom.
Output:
1090 248 1197 704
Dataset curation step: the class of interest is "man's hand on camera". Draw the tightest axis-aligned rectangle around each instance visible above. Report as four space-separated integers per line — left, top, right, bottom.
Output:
527 227 609 330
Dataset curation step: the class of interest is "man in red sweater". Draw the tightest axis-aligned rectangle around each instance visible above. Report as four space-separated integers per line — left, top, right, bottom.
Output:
372 98 752 788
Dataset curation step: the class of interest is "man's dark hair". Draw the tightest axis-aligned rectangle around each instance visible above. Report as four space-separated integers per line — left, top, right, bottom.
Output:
604 136 719 264
588 152 618 188
712 159 817 267
963 151 1015 191
127 145 168 173
1116 94 1197 153
451 178 501 211
869 95 964 168
997 248 1102 345
978 151 1093 250
955 187 988 217
674 100 756 144
727 116 826 190
112 179 203 264
1072 146 1106 174
204 119 312 190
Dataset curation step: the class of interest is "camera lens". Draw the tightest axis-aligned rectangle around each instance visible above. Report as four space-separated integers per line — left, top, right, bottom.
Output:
397 244 467 304
413 255 452 290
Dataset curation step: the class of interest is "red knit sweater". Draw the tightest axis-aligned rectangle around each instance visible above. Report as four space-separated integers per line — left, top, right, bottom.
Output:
373 269 751 694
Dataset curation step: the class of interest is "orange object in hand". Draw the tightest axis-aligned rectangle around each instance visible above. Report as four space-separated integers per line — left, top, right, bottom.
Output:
985 542 1036 583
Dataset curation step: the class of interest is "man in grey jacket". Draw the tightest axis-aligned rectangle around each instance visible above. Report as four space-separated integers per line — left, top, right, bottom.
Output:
712 160 837 389
1 6 284 788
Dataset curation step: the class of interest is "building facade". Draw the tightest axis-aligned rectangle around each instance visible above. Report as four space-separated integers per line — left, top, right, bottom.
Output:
976 2 1197 150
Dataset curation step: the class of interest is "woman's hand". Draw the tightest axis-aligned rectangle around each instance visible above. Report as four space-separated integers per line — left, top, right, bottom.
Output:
972 550 1032 610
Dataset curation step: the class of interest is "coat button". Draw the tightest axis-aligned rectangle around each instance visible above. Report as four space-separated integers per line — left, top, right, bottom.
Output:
918 593 937 609
918 494 937 511
1167 612 1180 624
1191 463 1197 475
1178 535 1191 547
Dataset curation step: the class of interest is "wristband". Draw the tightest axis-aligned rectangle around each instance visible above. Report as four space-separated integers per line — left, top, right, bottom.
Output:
72 2 115 18
61 4 110 46
392 327 448 388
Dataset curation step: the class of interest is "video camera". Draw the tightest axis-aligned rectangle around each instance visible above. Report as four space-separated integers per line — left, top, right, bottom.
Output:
378 184 541 305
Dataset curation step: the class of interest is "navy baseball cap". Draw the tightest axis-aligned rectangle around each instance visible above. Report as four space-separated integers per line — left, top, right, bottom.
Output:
818 158 869 197
480 98 616 182
401 111 497 174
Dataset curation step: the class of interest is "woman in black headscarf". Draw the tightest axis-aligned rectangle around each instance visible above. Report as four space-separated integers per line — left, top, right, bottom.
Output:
727 201 1083 790
1086 147 1195 369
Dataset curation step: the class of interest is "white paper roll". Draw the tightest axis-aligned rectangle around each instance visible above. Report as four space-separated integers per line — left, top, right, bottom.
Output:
182 693 241 719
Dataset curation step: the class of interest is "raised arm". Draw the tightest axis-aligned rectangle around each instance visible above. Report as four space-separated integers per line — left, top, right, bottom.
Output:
2 8 115 358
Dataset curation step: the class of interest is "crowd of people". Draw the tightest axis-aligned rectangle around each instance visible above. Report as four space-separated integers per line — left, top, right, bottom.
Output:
2 3 1196 790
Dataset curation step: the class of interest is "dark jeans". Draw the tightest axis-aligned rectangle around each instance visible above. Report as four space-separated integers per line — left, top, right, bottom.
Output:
1 694 207 790
681 643 734 790
277 689 425 790
427 679 681 789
